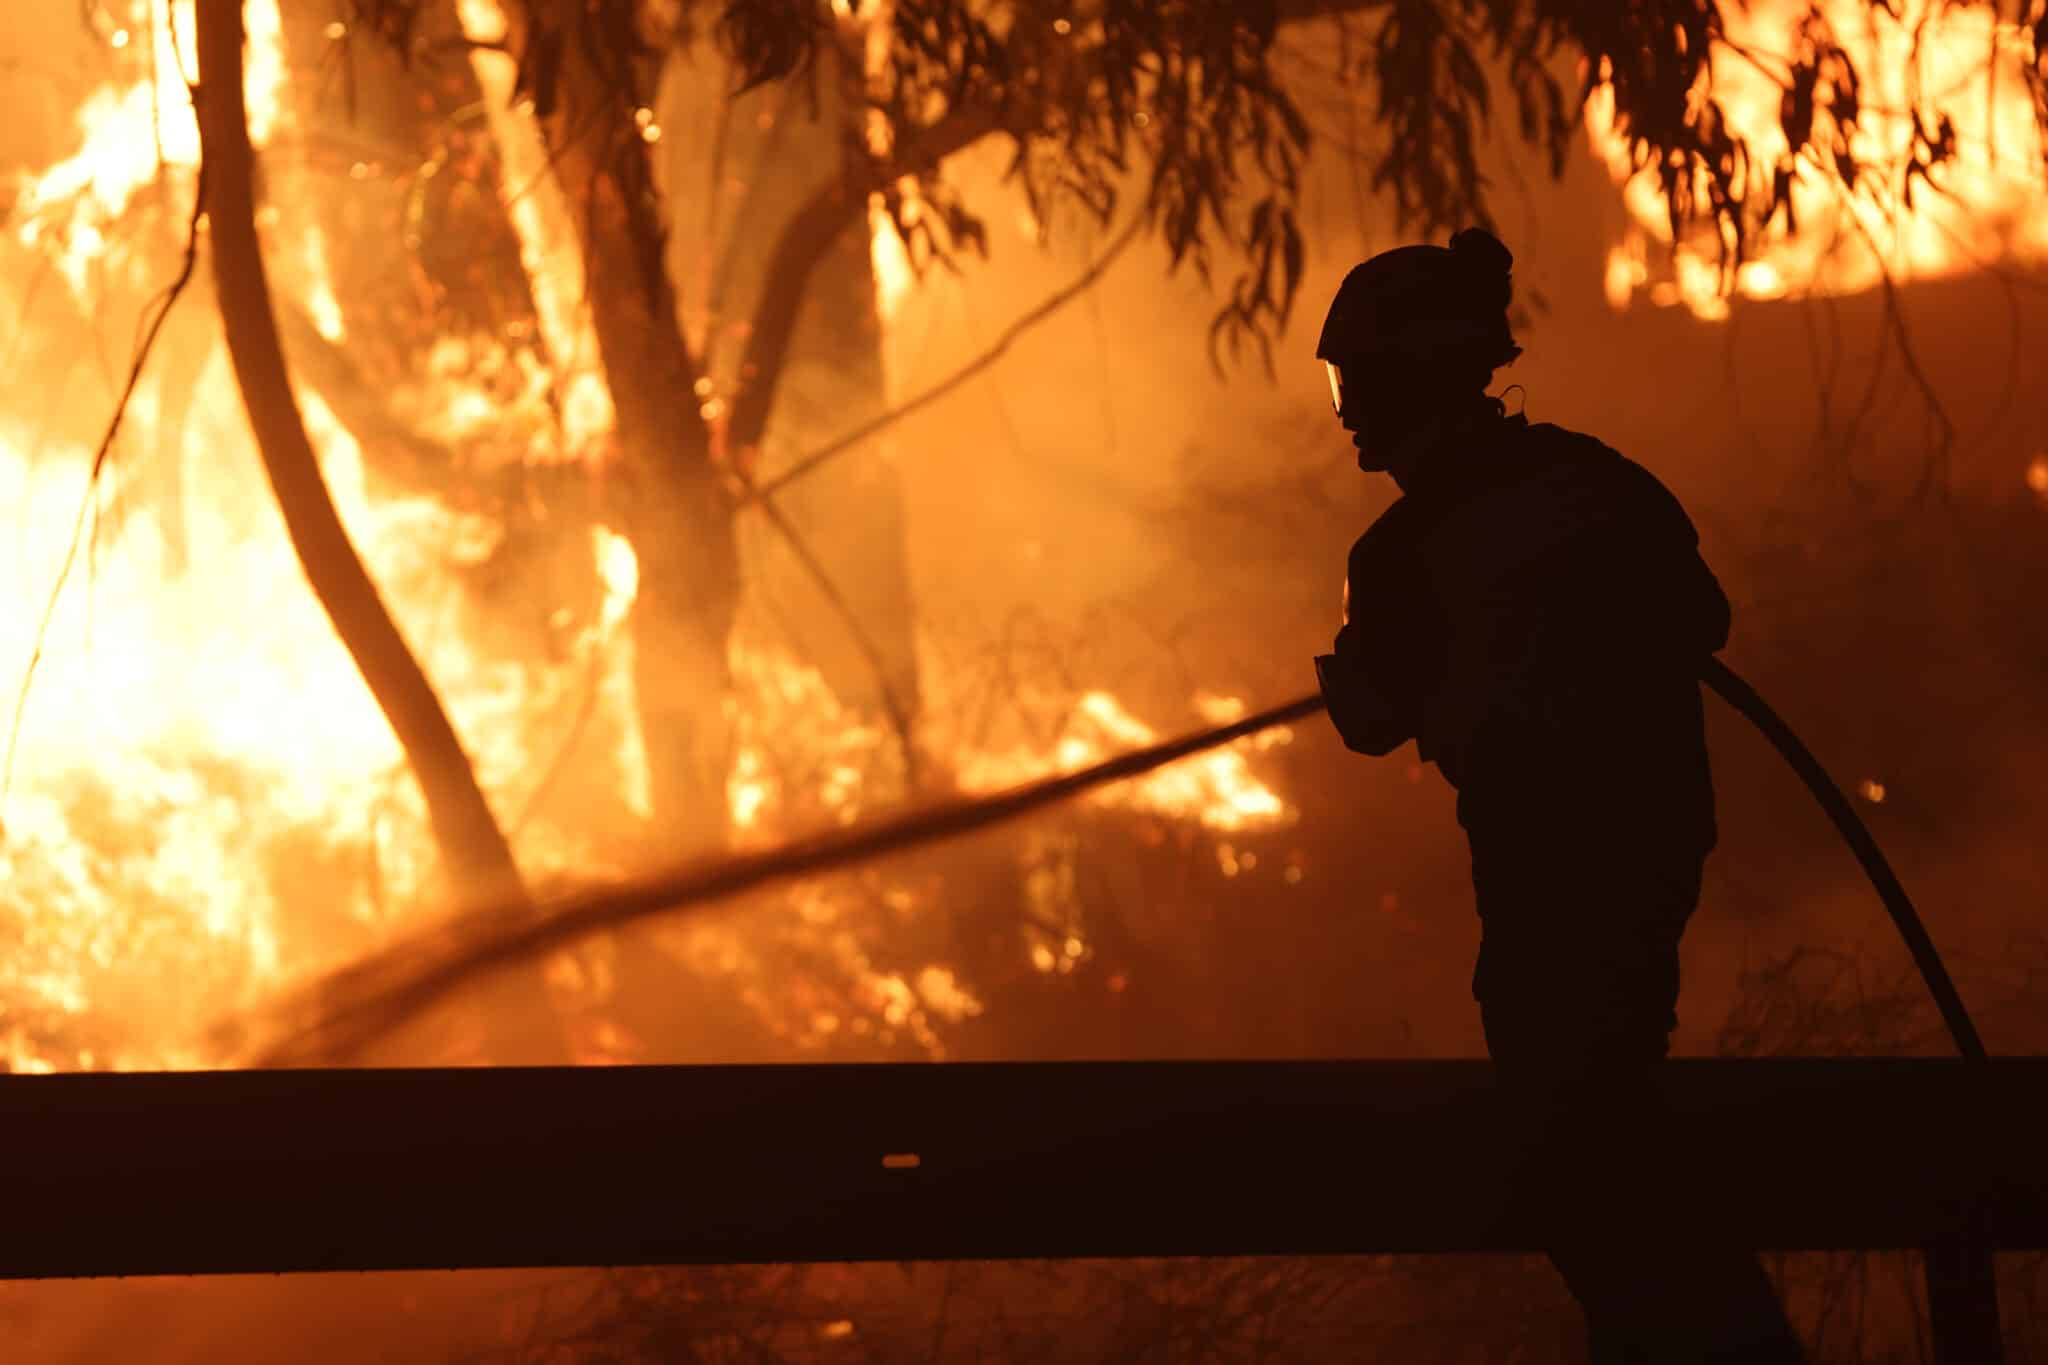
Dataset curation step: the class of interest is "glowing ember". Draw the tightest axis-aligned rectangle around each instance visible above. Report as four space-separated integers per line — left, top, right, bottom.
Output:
1587 0 2048 317
2027 456 2048 496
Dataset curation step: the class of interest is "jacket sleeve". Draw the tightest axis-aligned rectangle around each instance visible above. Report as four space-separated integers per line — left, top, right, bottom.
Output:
1317 646 1408 755
1321 526 1440 756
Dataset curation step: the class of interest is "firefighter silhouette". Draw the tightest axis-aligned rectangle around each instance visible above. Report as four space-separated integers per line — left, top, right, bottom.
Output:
1314 229 1805 1362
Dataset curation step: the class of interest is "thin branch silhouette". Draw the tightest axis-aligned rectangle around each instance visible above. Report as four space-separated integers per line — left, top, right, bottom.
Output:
743 211 1145 504
3 159 207 810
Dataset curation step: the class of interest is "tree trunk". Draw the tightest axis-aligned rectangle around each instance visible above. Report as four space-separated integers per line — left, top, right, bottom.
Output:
504 4 743 856
196 3 543 1037
477 6 991 848
662 30 923 753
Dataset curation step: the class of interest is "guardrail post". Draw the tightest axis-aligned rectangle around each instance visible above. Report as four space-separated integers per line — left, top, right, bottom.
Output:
1924 1239 2001 1364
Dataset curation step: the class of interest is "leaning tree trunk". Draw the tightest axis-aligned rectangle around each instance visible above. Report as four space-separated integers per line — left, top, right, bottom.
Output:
196 1 556 1066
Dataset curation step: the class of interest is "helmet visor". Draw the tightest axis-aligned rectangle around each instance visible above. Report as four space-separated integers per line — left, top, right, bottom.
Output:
1324 360 1346 418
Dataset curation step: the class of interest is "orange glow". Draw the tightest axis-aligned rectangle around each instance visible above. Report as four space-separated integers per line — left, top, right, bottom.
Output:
870 198 917 322
14 1 290 293
1 0 654 1066
457 0 617 459
725 641 1293 838
0 393 650 1070
0 0 1301 1075
954 690 1292 833
1587 0 2048 317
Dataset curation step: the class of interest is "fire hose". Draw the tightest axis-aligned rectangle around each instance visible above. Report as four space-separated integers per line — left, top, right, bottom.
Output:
253 656 1986 1067
1096 656 1987 1062
1696 657 1986 1062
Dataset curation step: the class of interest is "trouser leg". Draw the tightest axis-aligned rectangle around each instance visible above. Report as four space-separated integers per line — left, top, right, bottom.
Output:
1486 1056 1803 1362
1467 837 1801 1359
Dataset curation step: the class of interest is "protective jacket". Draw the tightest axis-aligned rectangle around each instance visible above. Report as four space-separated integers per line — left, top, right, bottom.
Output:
1325 413 1730 857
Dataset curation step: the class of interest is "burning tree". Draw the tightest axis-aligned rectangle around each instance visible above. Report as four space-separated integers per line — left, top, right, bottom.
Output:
220 0 2041 1047
4 0 2045 1065
317 0 2048 841
4 0 2048 1356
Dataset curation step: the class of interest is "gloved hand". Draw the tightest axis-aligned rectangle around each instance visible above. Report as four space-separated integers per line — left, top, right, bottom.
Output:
1315 651 1407 756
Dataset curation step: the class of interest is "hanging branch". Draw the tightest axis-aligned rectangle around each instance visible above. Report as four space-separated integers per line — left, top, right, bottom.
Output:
741 484 923 788
720 205 1152 796
194 0 525 910
2 177 207 812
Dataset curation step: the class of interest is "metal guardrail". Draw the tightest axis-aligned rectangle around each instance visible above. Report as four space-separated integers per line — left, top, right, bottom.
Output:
4 1060 2040 1356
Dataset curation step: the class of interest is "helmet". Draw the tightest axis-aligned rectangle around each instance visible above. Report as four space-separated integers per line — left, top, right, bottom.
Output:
1317 228 1523 418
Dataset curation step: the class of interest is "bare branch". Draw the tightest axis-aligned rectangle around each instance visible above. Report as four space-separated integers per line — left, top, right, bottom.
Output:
724 104 1001 455
746 209 1144 503
742 488 922 788
3 175 206 807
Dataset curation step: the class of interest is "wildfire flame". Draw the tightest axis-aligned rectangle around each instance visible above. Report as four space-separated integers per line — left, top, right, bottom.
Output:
0 1 648 1071
722 644 1293 840
0 399 653 1073
1587 0 2048 317
0 0 1295 1074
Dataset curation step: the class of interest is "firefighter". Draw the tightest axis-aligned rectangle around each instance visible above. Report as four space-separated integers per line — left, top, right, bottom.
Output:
1314 228 1805 1362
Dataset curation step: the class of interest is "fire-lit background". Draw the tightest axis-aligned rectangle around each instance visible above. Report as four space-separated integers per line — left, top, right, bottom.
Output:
0 0 2044 1359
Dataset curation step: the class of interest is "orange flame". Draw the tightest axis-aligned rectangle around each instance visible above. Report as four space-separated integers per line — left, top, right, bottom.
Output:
0 2 1298 1073
12 2 295 292
0 0 649 1067
1588 0 2048 317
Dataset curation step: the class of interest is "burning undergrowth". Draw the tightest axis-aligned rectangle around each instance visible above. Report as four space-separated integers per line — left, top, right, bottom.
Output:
199 618 1313 1069
1 352 1308 1072
0 0 1319 1073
